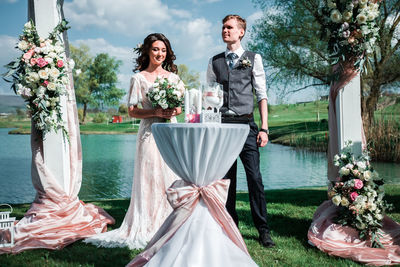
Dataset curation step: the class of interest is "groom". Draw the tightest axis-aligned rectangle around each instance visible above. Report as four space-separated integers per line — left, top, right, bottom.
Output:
206 14 274 248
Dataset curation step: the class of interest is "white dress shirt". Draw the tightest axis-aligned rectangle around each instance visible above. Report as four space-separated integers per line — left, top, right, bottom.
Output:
206 46 268 104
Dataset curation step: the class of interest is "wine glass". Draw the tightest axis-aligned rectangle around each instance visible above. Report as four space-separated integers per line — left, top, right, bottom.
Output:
203 83 223 112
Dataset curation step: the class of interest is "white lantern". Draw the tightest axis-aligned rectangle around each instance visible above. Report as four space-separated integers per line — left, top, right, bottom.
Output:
0 204 16 248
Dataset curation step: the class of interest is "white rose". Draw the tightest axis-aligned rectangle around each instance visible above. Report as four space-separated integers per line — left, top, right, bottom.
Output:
369 203 377 211
26 72 40 83
332 195 341 206
341 154 347 159
18 40 29 51
341 197 350 207
48 52 57 58
343 11 353 21
345 163 354 169
357 161 366 171
41 46 50 54
327 0 336 9
47 82 56 91
38 69 49 79
154 94 160 101
339 167 350 176
334 155 340 161
159 90 166 98
44 57 53 65
375 213 384 220
330 9 343 23
55 45 64 53
161 104 168 109
173 90 182 98
359 0 368 4
159 99 167 105
49 68 60 79
363 170 372 181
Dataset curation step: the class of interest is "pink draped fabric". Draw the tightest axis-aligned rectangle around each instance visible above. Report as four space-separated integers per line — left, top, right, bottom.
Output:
308 201 400 266
127 179 249 267
0 71 114 254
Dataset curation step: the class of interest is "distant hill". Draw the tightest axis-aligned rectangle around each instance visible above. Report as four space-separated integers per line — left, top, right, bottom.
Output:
0 95 25 113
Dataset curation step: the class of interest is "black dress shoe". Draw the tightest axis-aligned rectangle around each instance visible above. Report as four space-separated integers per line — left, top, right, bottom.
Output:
259 231 275 248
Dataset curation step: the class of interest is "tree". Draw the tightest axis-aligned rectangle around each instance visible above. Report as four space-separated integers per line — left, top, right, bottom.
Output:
249 0 400 129
178 64 201 89
70 45 125 123
70 44 93 123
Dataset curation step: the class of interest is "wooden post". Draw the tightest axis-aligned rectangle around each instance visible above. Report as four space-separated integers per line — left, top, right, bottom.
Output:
28 0 71 194
335 74 363 157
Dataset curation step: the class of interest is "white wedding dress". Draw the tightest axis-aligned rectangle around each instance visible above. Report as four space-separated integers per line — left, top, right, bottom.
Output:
84 72 184 249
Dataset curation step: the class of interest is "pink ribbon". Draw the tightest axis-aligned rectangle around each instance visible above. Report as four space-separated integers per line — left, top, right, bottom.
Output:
127 179 249 267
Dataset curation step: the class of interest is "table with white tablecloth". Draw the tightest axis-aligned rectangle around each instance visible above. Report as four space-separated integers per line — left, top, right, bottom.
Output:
128 123 258 267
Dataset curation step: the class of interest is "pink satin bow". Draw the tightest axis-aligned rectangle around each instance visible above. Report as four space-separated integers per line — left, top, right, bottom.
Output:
127 179 249 267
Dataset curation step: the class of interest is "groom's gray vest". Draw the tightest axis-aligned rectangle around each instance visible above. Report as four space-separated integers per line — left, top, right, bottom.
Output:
211 51 256 116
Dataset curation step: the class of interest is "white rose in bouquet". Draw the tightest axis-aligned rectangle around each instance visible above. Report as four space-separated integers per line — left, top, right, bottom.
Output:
332 195 342 206
38 69 49 79
27 72 40 83
18 40 29 51
330 9 343 23
47 82 56 91
339 167 350 176
49 68 60 79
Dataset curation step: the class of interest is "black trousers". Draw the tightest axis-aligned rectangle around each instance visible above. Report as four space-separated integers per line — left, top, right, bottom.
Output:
223 120 269 233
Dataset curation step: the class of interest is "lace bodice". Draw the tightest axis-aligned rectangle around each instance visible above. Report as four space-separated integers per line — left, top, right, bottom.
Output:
128 72 185 141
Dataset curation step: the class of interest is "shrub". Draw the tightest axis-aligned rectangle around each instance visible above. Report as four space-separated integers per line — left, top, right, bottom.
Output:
118 104 128 114
92 112 108 123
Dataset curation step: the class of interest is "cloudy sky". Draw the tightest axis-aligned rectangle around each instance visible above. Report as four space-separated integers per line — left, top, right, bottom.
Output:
0 0 316 103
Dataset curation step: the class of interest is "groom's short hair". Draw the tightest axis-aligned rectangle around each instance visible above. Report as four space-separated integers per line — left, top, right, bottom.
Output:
223 14 246 39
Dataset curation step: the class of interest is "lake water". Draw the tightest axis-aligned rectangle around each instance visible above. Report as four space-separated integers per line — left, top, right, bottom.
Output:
0 128 399 204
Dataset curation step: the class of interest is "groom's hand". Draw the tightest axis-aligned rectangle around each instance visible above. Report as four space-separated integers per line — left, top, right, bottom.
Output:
257 131 269 147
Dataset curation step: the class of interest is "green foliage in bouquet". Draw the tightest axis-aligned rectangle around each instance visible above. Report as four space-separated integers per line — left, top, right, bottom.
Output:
329 141 394 248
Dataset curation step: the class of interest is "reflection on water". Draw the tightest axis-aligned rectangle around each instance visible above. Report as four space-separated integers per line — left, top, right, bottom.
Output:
0 128 399 204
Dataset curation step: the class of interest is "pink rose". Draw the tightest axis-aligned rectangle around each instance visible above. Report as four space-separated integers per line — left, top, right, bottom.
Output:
37 58 48 68
30 58 37 66
57 60 64 68
354 179 363 189
350 192 359 201
23 49 34 60
42 80 49 87
40 42 46 48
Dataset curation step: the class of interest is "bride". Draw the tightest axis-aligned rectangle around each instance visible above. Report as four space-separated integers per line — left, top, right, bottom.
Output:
85 33 184 249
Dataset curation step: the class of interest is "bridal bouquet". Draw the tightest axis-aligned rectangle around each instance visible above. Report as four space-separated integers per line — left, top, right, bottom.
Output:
329 143 393 248
147 77 184 109
319 0 381 71
3 20 72 140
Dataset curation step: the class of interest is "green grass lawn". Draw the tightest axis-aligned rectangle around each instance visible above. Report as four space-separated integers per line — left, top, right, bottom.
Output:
1 185 399 267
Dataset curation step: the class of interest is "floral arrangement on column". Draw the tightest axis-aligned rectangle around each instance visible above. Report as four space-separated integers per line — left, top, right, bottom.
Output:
3 20 73 140
329 142 394 248
319 0 381 72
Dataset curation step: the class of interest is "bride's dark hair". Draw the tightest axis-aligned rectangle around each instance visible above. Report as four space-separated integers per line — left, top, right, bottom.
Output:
134 33 178 74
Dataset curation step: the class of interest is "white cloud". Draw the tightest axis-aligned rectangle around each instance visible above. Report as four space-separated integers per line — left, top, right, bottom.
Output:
64 0 185 36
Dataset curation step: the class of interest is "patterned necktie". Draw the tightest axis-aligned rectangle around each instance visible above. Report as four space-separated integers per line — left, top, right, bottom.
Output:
227 53 238 70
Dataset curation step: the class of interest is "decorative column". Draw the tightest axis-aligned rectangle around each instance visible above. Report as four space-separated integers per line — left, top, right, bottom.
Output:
28 0 70 194
335 74 363 157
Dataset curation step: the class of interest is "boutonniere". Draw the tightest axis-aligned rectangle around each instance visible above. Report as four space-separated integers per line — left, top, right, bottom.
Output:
239 57 252 68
